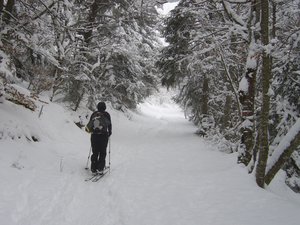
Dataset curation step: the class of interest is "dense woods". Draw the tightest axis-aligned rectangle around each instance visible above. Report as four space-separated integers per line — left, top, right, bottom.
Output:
157 0 300 190
0 0 163 111
1 0 299 191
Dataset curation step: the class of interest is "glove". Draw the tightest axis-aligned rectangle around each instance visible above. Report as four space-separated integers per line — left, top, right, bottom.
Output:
108 131 112 137
85 126 91 133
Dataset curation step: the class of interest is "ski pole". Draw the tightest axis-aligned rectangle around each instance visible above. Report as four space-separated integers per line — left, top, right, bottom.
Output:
108 137 111 173
85 146 92 170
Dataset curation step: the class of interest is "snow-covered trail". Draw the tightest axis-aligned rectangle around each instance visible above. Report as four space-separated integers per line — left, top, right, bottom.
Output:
1 94 300 225
59 101 242 225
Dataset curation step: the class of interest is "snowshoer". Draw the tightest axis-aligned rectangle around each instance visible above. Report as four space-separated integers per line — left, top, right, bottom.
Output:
85 102 112 174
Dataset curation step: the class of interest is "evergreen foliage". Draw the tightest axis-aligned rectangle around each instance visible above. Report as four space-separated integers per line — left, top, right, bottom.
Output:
0 0 162 111
157 0 300 191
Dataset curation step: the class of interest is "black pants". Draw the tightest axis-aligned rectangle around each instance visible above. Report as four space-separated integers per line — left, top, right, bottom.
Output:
91 133 108 172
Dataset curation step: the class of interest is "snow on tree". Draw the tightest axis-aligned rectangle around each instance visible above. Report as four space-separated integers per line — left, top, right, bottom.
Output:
158 0 245 146
0 0 163 111
158 0 300 191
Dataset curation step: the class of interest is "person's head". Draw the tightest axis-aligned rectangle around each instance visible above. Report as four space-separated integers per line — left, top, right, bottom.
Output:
97 102 106 112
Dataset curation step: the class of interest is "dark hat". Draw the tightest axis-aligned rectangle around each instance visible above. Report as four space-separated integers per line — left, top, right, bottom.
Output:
97 102 106 111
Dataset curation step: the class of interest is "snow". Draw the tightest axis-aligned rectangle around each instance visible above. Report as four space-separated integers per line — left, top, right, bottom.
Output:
222 1 246 26
0 50 15 82
156 2 179 16
239 76 249 93
156 1 179 47
1 89 300 225
267 118 300 173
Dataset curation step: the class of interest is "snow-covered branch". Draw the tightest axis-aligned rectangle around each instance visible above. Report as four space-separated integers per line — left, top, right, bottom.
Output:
265 118 300 185
222 0 246 27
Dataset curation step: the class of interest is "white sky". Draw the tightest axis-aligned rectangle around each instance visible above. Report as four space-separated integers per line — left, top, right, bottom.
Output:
157 1 179 46
157 1 179 15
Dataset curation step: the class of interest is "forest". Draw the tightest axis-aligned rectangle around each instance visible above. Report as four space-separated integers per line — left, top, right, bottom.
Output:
0 0 299 192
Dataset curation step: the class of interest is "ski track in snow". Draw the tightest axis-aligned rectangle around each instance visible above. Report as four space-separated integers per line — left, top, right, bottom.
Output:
1 94 300 225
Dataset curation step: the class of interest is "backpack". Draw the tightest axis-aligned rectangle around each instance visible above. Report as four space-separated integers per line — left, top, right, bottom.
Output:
86 112 109 134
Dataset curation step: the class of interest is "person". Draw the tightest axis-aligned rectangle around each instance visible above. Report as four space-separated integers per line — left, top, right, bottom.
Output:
85 102 112 174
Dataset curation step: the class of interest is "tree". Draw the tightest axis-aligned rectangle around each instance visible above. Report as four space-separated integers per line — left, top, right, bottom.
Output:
81 0 161 110
0 0 61 94
255 0 271 188
158 0 245 136
158 0 300 191
265 118 300 185
235 0 260 166
158 0 195 88
266 0 300 190
0 0 162 111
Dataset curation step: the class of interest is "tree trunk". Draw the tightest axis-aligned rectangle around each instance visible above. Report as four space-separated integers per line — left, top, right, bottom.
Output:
221 95 232 131
83 0 110 44
256 0 271 188
3 0 14 23
0 0 4 12
238 67 256 165
237 0 260 166
73 89 85 112
265 119 300 185
201 76 209 115
271 1 276 39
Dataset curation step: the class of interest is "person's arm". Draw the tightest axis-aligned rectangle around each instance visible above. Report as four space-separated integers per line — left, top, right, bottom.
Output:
106 112 112 136
85 112 96 133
